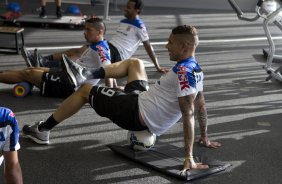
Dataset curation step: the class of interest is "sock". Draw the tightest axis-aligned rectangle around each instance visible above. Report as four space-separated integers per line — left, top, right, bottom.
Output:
38 115 59 131
56 6 61 12
86 67 105 79
41 6 46 12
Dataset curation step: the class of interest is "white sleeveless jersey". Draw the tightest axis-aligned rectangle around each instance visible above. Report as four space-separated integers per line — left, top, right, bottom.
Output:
138 57 204 136
0 107 20 157
109 18 149 60
76 40 111 86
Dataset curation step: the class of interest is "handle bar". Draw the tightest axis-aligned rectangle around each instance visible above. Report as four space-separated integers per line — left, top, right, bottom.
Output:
228 0 243 17
228 0 260 21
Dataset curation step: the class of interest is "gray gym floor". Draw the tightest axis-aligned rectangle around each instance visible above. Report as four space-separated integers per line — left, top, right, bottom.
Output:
1 1 282 184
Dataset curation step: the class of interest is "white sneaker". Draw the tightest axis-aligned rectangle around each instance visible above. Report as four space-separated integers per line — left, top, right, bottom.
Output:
22 121 50 145
62 54 88 87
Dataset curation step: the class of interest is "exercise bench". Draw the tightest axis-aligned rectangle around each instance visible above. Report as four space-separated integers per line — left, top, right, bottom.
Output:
0 26 24 54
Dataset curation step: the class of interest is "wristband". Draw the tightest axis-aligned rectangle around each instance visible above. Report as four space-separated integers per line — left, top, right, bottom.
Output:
184 156 193 161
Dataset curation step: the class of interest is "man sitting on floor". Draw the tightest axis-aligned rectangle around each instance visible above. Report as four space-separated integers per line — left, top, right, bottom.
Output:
22 25 221 173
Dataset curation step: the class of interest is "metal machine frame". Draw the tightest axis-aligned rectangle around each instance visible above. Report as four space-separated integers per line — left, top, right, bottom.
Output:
228 0 282 82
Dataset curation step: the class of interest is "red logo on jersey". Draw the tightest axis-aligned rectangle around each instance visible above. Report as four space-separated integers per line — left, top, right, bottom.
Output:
177 66 190 90
9 112 15 117
96 45 107 63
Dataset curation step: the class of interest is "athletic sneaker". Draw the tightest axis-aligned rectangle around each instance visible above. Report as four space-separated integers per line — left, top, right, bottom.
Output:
21 46 37 67
56 9 63 19
62 54 88 87
39 8 47 19
22 121 50 145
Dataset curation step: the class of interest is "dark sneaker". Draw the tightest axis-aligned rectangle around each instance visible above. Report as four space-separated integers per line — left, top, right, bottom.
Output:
39 8 47 19
62 54 88 87
22 121 50 145
56 9 63 19
21 46 37 67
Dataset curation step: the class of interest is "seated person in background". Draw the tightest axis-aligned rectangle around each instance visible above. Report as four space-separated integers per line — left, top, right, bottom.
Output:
0 107 23 184
108 0 168 73
32 0 168 73
0 17 113 98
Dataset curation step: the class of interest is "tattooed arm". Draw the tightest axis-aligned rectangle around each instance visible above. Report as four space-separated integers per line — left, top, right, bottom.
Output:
178 94 208 173
194 91 221 148
194 91 207 137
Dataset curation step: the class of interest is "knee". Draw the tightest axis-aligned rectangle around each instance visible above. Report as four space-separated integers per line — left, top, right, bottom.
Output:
21 69 35 80
128 58 144 69
76 83 93 100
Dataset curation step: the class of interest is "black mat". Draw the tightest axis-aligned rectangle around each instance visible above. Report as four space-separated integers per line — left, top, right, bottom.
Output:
108 142 231 181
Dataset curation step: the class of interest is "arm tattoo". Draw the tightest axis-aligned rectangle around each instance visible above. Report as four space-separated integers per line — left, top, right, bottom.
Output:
195 92 208 137
179 95 195 157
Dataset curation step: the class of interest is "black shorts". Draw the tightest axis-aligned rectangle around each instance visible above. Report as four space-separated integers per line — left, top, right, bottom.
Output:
108 42 122 63
41 71 75 98
89 80 148 131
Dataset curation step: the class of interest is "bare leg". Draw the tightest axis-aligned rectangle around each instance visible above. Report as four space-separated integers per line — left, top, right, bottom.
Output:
40 0 46 6
55 0 61 6
0 67 49 88
49 59 147 123
52 83 92 122
104 58 148 83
